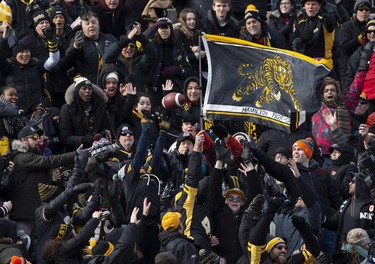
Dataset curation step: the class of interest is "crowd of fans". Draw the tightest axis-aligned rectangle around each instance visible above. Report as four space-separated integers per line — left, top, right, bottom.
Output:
1 0 375 263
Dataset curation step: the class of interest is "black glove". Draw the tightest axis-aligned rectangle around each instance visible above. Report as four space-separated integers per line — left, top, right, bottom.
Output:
248 139 260 153
158 114 171 132
118 35 128 48
245 194 265 215
210 123 228 140
74 30 84 48
82 135 94 148
176 150 189 162
299 24 313 42
291 214 306 230
69 182 94 195
42 27 54 41
358 42 375 72
214 140 231 161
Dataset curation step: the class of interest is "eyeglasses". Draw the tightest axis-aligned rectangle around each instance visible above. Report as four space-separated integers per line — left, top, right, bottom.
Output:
121 132 134 136
227 197 243 203
26 134 41 141
358 100 368 105
367 30 375 34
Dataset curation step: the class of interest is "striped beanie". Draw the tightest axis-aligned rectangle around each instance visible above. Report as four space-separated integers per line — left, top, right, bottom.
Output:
38 183 60 203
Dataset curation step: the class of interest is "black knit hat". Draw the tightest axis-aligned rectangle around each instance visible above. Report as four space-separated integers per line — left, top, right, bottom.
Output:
48 5 66 22
12 42 31 56
155 252 178 264
176 132 195 149
244 4 261 22
354 0 371 13
32 10 50 27
274 147 292 159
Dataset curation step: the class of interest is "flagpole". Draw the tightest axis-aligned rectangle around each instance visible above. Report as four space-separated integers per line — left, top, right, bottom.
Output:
198 30 203 131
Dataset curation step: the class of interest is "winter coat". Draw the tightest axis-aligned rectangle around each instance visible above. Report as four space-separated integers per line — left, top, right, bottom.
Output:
9 141 75 222
159 231 199 264
340 18 367 61
0 238 24 264
268 9 297 45
59 82 111 152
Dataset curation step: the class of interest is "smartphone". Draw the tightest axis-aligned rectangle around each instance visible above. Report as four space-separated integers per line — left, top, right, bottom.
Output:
6 28 17 49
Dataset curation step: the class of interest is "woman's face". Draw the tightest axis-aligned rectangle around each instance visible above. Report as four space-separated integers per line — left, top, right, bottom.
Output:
1 87 18 104
135 96 151 115
185 12 197 30
78 85 93 102
16 50 31 65
157 26 171 40
279 0 293 14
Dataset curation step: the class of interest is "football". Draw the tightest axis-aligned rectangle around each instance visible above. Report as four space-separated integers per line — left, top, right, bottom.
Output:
161 92 186 109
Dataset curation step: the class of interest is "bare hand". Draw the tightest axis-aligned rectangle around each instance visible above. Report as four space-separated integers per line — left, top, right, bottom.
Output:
121 83 136 96
210 235 219 246
127 27 138 40
130 207 140 224
133 22 141 35
142 197 151 216
162 79 173 91
7 161 14 173
359 124 368 137
288 158 300 178
193 131 205 152
322 107 337 130
92 211 102 219
238 162 254 175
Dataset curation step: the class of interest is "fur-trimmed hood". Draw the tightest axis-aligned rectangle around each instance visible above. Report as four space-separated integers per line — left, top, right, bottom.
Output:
11 140 29 153
64 82 108 105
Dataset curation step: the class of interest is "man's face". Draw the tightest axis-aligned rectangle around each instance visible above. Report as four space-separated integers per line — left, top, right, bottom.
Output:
304 1 321 17
275 153 288 165
104 78 118 98
270 243 288 264
212 1 230 21
356 5 371 22
322 84 337 102
35 20 50 38
1 87 18 104
178 139 194 155
78 85 93 102
119 132 134 151
354 99 369 115
21 133 40 149
82 16 100 40
52 14 65 30
225 195 243 214
15 50 31 65
246 18 262 37
367 26 375 43
186 81 200 103
292 146 308 164
105 0 119 9
330 149 341 161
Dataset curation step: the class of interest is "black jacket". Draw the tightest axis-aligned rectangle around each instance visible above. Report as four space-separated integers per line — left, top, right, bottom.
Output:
201 9 240 38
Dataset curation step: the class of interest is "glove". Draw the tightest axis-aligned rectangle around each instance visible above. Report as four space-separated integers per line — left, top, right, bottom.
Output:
291 214 307 230
358 42 375 72
75 146 90 170
358 34 367 45
161 66 179 78
241 141 251 162
82 135 94 148
141 117 153 131
245 194 265 215
299 24 313 42
141 109 153 119
158 114 171 131
210 123 228 140
118 35 129 48
42 27 55 41
70 182 94 195
214 140 230 161
248 139 260 153
74 30 84 49
176 150 189 162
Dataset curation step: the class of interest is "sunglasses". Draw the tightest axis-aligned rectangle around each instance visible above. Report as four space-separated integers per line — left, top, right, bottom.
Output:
367 30 375 34
359 8 370 12
121 131 134 136
227 196 243 203
26 134 41 140
358 100 368 105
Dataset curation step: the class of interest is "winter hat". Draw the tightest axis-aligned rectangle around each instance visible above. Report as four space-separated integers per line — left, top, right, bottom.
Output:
161 212 181 232
48 5 66 21
274 147 292 159
368 124 375 134
244 4 261 22
347 228 370 246
354 0 371 13
9 256 28 264
265 235 286 253
0 218 17 241
116 123 134 139
156 17 173 28
32 10 50 27
105 71 119 82
155 252 178 264
367 113 375 128
38 183 61 203
292 137 314 160
91 138 115 160
366 19 375 31
199 249 220 264
92 240 114 256
224 188 245 199
12 42 31 56
59 167 73 181
176 132 195 149
301 0 323 5
74 76 92 91
18 126 43 140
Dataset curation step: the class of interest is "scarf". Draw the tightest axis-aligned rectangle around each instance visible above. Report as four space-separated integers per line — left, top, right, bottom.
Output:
324 96 350 135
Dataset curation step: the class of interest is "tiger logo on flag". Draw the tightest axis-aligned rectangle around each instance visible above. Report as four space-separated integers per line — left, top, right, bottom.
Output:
232 54 300 110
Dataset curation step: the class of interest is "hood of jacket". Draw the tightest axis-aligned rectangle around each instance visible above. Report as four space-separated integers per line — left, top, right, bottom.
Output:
64 82 108 105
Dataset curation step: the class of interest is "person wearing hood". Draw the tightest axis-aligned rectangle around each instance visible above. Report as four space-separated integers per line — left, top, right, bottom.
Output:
91 0 131 39
241 4 289 49
268 0 297 45
59 76 112 151
323 172 375 250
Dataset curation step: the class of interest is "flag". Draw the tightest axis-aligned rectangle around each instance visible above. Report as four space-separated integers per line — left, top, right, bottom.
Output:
202 34 333 133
